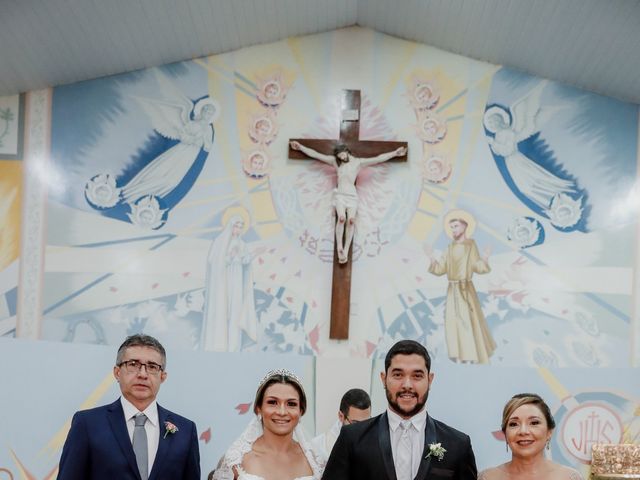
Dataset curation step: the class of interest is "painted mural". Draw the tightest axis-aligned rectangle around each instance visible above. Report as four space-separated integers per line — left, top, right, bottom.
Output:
40 28 638 368
0 93 24 337
0 26 638 479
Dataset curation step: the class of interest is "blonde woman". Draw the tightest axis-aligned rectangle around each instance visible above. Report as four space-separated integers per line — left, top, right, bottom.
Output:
479 393 583 480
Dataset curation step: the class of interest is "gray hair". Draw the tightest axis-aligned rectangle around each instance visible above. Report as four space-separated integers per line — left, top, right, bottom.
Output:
116 334 167 368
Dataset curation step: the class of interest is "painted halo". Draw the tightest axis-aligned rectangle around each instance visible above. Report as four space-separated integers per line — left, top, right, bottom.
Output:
443 208 477 238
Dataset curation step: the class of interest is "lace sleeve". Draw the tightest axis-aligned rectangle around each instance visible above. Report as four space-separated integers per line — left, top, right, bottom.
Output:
212 417 262 480
294 425 326 479
303 444 326 479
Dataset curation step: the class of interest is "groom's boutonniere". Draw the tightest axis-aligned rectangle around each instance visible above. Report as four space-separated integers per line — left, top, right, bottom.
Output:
163 421 179 439
426 442 446 461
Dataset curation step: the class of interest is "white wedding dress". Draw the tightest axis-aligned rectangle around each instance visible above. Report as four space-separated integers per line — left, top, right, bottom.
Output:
213 417 324 480
236 466 314 480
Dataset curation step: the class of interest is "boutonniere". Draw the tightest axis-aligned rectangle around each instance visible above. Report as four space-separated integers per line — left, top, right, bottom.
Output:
426 442 446 461
163 421 179 438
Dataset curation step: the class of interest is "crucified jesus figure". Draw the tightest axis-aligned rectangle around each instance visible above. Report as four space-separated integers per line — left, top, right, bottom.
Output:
290 140 407 263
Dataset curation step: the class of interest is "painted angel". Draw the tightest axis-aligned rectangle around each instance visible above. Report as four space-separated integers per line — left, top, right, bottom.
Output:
85 70 219 228
483 81 587 231
256 73 290 107
120 95 218 203
248 109 278 144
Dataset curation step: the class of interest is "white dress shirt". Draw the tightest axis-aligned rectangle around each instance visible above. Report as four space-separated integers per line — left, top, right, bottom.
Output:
121 396 160 474
387 407 427 479
310 419 342 462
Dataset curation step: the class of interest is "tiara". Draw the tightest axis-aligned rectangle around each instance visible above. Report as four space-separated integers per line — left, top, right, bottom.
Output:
258 368 303 389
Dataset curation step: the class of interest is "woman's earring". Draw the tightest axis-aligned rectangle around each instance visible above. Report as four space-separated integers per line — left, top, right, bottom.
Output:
546 439 551 450
505 442 509 452
257 413 262 421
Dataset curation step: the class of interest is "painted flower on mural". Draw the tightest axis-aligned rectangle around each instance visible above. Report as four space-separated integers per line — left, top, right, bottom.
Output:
423 153 452 184
248 110 279 144
256 74 289 107
506 216 544 248
572 340 601 367
547 193 582 229
127 195 166 230
417 113 447 144
531 345 560 368
410 82 440 111
575 311 599 337
84 173 121 209
243 149 270 178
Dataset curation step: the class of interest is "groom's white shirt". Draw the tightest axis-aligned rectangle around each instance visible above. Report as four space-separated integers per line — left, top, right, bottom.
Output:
387 407 427 478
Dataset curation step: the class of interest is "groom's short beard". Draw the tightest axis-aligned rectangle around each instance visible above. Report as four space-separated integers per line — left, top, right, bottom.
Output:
385 386 429 418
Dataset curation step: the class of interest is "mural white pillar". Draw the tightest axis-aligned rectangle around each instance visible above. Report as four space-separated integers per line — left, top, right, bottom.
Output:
315 356 372 434
17 88 51 339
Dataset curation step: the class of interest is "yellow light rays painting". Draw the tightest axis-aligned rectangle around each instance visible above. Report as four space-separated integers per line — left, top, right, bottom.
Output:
378 41 418 109
3 372 113 479
0 162 22 271
287 37 323 110
538 368 579 408
9 450 57 480
43 372 115 457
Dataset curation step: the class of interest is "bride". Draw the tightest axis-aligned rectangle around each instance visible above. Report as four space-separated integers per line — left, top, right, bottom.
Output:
214 369 324 480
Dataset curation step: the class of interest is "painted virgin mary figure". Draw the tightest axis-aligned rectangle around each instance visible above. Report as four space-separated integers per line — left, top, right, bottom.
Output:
202 214 259 351
425 209 496 364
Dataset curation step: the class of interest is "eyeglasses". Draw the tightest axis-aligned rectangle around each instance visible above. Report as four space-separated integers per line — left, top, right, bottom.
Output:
118 359 163 375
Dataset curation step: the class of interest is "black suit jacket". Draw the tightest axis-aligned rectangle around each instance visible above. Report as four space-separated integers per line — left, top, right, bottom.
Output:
321 412 477 480
58 399 200 480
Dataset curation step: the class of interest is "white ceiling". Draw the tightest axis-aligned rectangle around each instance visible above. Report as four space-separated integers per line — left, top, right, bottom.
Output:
1 0 639 104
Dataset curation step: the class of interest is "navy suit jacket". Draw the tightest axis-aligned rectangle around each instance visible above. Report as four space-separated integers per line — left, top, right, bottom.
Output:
58 399 200 480
321 412 477 480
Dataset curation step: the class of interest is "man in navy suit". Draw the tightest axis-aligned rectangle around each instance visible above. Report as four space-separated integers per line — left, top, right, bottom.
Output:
321 340 477 480
58 334 200 479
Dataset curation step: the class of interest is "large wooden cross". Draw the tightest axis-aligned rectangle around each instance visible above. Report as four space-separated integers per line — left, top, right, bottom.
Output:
289 89 407 339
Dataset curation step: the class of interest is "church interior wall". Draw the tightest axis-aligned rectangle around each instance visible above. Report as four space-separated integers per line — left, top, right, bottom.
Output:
0 26 638 477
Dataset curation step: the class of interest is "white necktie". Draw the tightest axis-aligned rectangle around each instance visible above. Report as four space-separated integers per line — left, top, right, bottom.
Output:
133 413 148 480
396 420 413 480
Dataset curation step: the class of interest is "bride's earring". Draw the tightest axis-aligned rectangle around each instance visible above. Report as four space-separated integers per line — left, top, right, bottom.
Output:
257 413 262 422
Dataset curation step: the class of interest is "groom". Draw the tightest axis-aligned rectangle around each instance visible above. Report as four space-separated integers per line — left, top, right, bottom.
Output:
321 340 477 479
58 334 200 479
